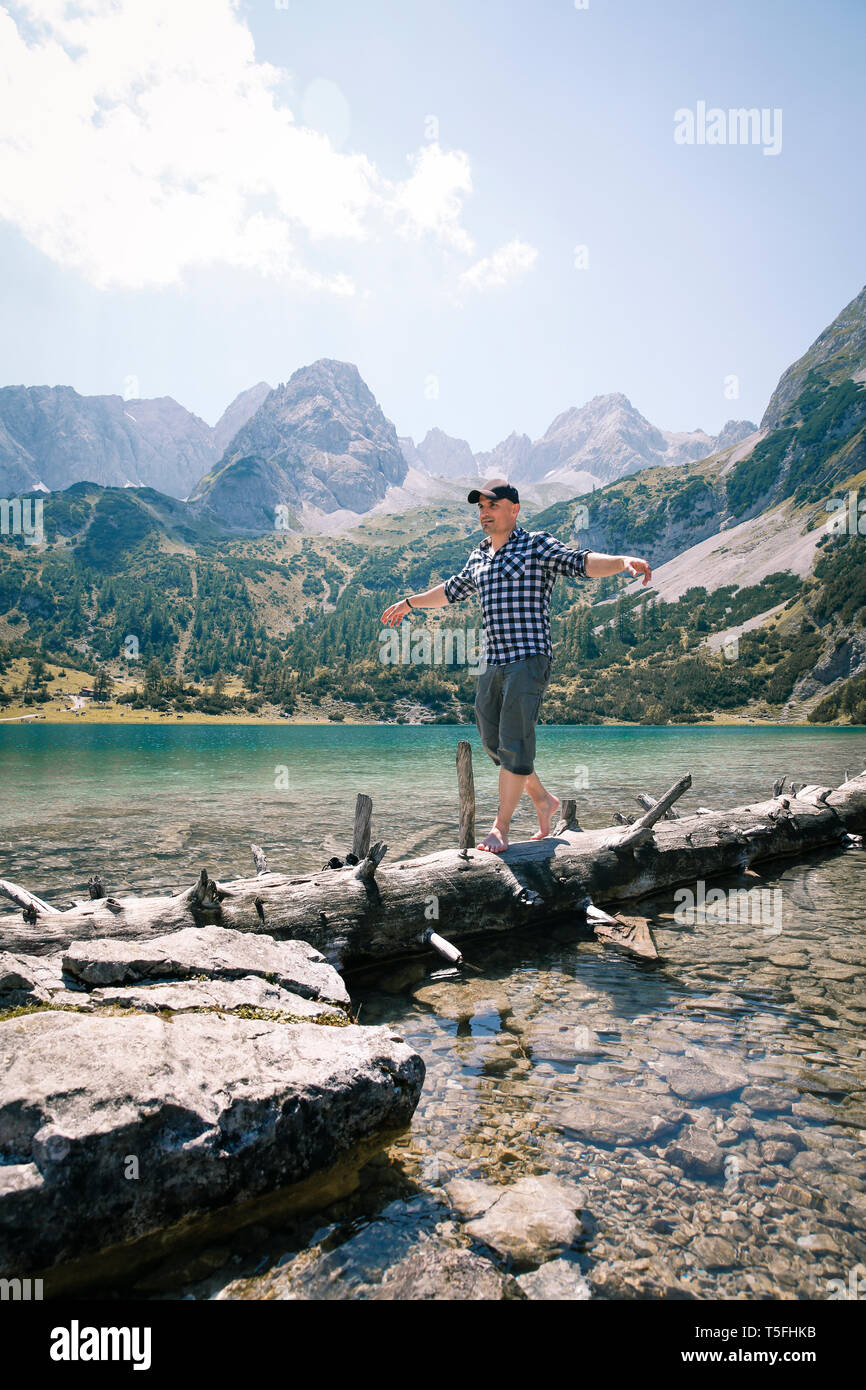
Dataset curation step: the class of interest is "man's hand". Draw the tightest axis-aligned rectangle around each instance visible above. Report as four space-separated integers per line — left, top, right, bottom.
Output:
381 598 412 627
622 556 652 586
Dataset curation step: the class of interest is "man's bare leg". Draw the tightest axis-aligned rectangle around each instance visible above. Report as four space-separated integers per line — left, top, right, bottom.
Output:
477 767 528 852
525 769 560 840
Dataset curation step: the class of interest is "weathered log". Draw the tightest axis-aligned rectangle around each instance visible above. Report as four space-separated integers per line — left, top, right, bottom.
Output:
3 773 866 971
795 785 833 805
456 741 475 850
352 794 373 861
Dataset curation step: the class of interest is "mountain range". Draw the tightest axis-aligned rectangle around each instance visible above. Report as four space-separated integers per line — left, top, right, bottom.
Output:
0 362 757 531
0 381 271 500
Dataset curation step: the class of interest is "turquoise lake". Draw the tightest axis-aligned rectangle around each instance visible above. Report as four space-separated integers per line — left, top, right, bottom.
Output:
1 722 864 900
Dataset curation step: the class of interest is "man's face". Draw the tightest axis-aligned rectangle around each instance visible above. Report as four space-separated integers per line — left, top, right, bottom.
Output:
478 496 518 530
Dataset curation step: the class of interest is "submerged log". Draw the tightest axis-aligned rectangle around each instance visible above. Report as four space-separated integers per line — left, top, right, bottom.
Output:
3 773 866 970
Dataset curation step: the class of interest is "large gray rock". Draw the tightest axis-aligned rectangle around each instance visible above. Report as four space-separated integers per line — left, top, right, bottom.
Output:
62 926 349 1007
0 952 40 1004
0 1010 423 1274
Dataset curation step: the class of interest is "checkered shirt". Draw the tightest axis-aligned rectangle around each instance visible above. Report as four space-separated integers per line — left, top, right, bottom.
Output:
442 525 589 665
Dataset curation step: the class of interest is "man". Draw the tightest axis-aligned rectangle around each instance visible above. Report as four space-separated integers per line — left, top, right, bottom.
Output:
381 477 652 853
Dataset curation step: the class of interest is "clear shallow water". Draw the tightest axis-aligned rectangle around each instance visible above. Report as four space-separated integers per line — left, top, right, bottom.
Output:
1 724 865 1299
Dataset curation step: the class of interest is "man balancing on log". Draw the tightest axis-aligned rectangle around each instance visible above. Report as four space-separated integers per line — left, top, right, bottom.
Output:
381 478 652 852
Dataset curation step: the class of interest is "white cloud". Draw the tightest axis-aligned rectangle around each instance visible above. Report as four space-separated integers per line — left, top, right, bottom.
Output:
457 238 538 293
388 143 475 253
0 0 500 293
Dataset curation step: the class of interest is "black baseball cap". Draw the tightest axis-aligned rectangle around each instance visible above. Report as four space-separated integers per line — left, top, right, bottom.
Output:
467 483 519 503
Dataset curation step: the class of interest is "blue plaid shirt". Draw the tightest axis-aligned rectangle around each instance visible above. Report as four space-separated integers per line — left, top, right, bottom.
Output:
443 525 589 665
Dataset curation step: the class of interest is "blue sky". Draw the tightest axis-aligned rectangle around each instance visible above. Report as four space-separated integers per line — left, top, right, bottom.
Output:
0 0 863 453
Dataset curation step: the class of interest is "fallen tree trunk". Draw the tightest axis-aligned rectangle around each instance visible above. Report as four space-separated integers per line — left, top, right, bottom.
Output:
3 768 865 969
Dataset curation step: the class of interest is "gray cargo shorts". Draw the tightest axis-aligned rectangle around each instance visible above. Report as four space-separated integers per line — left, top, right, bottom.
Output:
474 653 553 776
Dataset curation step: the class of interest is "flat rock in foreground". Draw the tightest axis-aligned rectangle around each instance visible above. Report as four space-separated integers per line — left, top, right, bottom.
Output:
0 1010 423 1276
62 926 349 1007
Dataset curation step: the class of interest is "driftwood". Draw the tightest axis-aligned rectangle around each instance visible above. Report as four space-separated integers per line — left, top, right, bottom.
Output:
636 791 680 820
3 765 866 971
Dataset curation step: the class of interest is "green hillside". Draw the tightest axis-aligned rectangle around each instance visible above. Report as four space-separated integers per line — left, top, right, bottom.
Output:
2 354 865 726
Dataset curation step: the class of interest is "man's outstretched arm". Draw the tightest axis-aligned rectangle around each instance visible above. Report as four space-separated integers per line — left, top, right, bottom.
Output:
534 534 652 586
381 582 449 628
585 551 652 583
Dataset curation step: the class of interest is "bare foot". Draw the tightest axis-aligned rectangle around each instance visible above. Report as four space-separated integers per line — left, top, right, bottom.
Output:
530 793 560 840
477 824 508 853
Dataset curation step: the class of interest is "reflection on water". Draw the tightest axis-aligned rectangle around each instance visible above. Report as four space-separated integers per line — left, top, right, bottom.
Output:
1 724 865 1298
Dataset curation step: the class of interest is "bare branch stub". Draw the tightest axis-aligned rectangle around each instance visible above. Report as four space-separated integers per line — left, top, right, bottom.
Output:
352 795 373 861
250 844 268 875
457 741 476 851
552 798 581 835
188 868 222 917
354 841 388 884
88 874 105 900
